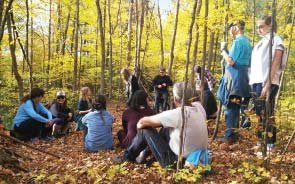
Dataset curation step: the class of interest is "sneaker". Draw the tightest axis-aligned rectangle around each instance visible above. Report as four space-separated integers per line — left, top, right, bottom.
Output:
112 155 128 164
267 144 275 151
42 136 55 141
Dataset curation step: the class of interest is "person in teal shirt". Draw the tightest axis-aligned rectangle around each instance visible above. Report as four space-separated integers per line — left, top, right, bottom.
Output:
218 20 252 143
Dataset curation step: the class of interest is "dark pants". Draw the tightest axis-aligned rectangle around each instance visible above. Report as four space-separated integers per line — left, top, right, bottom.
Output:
252 83 279 144
14 118 51 141
125 128 178 168
155 90 169 113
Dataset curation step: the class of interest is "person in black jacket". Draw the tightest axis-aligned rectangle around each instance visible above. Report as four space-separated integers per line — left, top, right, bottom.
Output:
50 91 74 137
120 68 140 106
152 68 173 113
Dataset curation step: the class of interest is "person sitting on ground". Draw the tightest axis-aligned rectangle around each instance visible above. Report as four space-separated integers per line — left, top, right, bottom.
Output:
113 82 208 168
117 90 154 148
194 79 218 120
82 95 115 152
75 86 92 131
12 88 54 141
49 91 74 138
120 68 140 106
152 67 173 113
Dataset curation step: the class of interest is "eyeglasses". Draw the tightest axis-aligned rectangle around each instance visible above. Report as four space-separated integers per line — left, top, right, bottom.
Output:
57 96 65 99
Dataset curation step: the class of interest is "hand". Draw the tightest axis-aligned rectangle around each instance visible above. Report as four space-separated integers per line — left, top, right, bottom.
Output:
162 83 166 87
220 42 227 51
46 120 53 127
68 112 73 118
157 85 162 88
261 85 269 97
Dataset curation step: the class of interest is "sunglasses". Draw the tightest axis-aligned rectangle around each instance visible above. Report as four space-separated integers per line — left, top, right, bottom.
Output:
57 96 65 99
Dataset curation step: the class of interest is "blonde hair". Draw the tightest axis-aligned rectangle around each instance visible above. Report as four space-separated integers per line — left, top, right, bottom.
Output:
80 87 91 100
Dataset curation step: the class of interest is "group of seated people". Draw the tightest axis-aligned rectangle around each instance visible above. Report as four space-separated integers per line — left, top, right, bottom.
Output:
11 66 217 168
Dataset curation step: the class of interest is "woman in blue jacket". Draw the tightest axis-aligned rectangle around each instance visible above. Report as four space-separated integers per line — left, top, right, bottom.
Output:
12 88 53 141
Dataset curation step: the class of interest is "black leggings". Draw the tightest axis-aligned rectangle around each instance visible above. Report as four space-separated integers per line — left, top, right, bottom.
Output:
14 118 50 140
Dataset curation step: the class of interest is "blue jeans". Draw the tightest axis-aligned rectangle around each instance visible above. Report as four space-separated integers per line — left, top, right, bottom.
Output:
125 128 178 168
224 103 240 140
252 83 279 144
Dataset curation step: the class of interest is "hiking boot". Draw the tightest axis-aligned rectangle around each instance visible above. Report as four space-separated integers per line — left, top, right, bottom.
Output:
112 155 128 164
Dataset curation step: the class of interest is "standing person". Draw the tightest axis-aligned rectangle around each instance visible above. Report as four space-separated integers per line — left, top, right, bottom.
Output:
117 90 154 148
152 67 173 113
12 88 54 141
82 95 115 152
217 20 252 143
50 91 74 137
120 68 140 106
75 87 92 131
249 15 285 148
194 65 216 91
113 82 208 168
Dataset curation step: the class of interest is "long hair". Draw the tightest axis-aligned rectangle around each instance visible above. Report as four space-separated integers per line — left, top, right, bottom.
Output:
129 90 149 111
79 86 92 108
120 68 131 82
260 15 277 32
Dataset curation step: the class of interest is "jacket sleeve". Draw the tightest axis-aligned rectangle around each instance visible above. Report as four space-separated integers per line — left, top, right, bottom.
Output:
166 76 173 86
23 101 50 123
39 103 53 120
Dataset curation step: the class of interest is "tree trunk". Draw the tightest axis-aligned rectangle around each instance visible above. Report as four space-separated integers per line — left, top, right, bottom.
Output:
30 0 33 86
135 0 144 77
73 0 79 91
177 0 198 170
189 0 202 87
7 14 23 102
207 32 215 70
108 0 113 98
61 6 71 55
0 0 14 43
47 0 52 89
126 0 133 67
157 0 164 67
10 10 33 90
96 0 106 95
25 0 29 74
167 0 180 76
252 0 256 46
200 0 208 104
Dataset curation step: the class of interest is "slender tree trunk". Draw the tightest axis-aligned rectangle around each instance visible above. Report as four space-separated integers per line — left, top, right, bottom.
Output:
108 0 113 98
96 0 106 95
10 10 33 90
47 0 52 89
167 0 180 76
133 0 139 72
141 8 151 71
0 0 14 43
135 0 144 76
189 0 202 87
252 0 256 46
157 0 164 67
25 0 29 74
212 33 219 74
207 32 215 70
177 0 198 170
126 0 133 67
7 14 23 102
200 0 208 103
30 0 33 86
73 0 79 91
62 6 71 55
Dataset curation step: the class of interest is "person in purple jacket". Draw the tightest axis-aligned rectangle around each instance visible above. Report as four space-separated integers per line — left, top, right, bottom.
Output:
117 90 154 148
12 88 54 141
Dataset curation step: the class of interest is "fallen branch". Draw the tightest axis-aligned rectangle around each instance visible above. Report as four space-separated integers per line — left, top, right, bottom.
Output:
212 101 222 141
281 128 295 156
0 133 61 159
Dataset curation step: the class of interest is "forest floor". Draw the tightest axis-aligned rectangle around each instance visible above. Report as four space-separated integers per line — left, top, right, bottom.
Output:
0 102 295 184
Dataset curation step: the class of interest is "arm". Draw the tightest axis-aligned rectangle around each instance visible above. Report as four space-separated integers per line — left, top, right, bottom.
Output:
261 49 284 97
137 116 162 129
221 50 235 66
23 101 50 123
